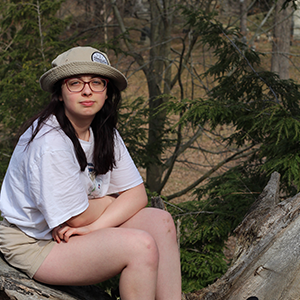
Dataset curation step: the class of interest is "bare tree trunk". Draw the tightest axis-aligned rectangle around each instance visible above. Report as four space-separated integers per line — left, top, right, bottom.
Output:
84 0 92 23
103 1 108 46
146 0 173 192
240 0 247 37
185 171 300 300
111 0 201 194
113 0 123 39
271 0 293 79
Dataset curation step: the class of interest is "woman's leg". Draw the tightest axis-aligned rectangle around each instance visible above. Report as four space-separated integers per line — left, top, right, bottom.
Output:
34 227 159 300
121 208 182 300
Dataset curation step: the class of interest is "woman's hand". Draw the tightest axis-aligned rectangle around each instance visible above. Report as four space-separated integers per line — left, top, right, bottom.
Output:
51 184 147 242
51 225 62 243
51 224 91 243
51 196 115 243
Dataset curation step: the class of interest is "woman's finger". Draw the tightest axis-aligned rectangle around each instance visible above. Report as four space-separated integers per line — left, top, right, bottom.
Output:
51 226 62 243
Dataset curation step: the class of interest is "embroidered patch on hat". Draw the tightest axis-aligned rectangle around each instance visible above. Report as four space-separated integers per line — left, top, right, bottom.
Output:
91 52 109 65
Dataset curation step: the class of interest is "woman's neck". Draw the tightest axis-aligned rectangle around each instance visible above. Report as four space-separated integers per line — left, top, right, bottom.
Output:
70 119 92 141
76 127 90 141
64 112 93 141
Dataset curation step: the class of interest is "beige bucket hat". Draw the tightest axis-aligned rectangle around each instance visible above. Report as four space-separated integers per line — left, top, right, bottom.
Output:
39 46 127 92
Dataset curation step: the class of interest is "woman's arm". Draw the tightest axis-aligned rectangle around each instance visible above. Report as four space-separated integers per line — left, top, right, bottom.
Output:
66 196 115 227
52 196 114 243
89 183 148 230
53 183 148 242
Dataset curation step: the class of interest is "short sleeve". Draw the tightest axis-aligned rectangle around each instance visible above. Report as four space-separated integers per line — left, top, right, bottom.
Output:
106 131 143 195
28 149 89 229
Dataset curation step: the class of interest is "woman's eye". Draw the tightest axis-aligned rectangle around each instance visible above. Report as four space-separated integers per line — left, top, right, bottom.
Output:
70 80 81 86
92 79 104 85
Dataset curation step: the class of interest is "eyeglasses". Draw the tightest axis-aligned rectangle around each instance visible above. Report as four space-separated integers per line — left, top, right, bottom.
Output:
64 77 109 93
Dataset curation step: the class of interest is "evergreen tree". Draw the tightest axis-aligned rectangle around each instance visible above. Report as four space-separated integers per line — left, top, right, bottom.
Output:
161 7 300 292
0 0 68 180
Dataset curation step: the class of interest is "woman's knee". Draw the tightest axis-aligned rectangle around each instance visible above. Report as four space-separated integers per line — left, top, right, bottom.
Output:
132 230 159 269
149 208 177 239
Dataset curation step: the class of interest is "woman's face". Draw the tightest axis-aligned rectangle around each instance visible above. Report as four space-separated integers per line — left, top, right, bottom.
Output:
59 74 108 125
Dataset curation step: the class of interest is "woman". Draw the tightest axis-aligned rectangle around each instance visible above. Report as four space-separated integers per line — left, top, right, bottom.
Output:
0 46 181 300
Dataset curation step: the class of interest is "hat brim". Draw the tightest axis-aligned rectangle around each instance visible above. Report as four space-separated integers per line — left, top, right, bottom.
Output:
39 61 128 92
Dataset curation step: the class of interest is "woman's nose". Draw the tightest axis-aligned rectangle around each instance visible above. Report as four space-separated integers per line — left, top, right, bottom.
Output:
81 82 93 95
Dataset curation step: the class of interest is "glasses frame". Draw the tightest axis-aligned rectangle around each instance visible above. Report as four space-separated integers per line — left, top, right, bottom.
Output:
64 77 109 93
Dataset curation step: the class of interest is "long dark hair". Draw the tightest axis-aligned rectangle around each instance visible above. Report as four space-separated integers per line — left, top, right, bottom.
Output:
23 78 121 175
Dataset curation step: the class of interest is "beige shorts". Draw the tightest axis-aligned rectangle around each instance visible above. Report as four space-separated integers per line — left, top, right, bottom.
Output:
0 219 55 278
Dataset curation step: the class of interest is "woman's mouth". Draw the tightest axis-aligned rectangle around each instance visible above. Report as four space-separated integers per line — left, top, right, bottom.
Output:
80 101 94 107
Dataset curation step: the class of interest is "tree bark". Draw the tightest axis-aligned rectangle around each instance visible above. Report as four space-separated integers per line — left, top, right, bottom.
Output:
0 253 112 300
240 0 247 37
271 0 293 79
146 0 173 192
185 171 300 300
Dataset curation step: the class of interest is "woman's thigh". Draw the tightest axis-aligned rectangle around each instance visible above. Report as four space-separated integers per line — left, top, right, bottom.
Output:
121 207 177 241
34 226 158 286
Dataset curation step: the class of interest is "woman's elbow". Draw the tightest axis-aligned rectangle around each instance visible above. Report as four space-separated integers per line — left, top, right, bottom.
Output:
66 207 95 227
66 213 90 228
137 184 148 207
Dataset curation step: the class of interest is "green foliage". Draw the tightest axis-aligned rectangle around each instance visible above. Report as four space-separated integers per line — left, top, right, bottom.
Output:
96 274 120 300
181 249 226 292
118 95 178 170
118 6 300 293
173 7 300 196
0 0 67 127
118 97 150 168
169 199 228 292
158 6 300 292
0 0 71 182
165 164 268 293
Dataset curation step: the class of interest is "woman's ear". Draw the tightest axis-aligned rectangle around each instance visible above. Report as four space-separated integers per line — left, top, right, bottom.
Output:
59 95 63 102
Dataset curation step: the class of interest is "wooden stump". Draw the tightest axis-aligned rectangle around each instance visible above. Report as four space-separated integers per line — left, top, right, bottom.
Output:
186 171 300 300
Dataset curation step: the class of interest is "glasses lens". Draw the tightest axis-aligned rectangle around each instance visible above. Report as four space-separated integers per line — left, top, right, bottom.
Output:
90 78 107 92
67 79 84 92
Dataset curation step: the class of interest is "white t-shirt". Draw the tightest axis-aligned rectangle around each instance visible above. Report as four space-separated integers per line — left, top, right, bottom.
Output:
0 115 143 240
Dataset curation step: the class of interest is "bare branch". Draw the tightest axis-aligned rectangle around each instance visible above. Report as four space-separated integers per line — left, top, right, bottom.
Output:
249 3 275 45
166 146 256 201
175 211 215 217
36 0 45 64
154 0 164 16
170 32 199 89
110 0 146 71
165 126 203 170
159 125 203 193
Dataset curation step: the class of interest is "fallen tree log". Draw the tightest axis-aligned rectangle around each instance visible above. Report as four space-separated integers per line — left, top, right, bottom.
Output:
186 171 300 300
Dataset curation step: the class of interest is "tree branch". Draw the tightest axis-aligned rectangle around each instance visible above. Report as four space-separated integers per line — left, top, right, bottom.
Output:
110 0 146 71
158 41 187 193
159 126 203 193
170 32 199 89
249 3 275 45
166 146 256 201
36 0 45 65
